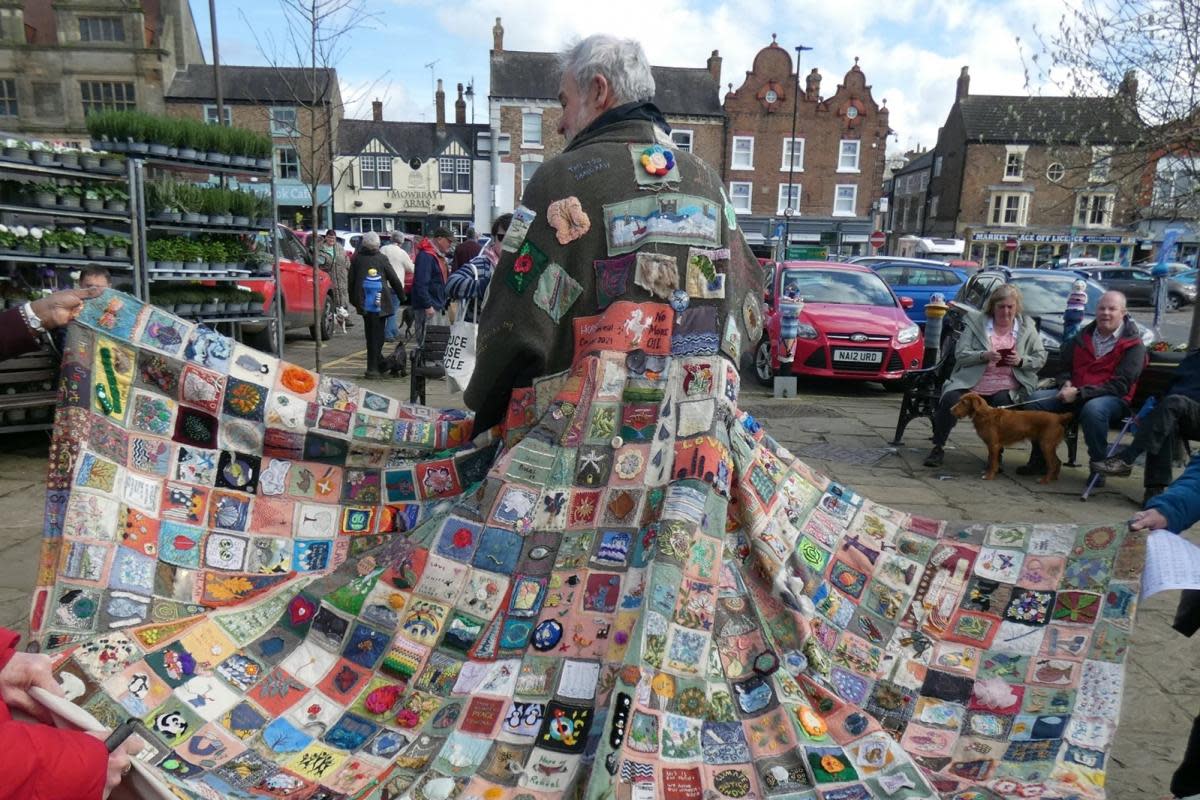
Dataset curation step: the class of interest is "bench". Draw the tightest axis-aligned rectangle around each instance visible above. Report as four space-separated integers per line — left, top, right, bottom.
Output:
408 324 451 405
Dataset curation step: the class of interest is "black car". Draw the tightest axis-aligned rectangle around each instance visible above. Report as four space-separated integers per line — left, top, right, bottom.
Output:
944 268 1152 378
1074 265 1196 310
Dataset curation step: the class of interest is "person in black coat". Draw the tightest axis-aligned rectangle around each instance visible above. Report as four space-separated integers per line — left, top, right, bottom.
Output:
349 231 407 378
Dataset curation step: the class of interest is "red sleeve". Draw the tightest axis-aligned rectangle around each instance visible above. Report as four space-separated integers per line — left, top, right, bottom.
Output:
0 720 108 799
0 627 20 674
0 307 38 362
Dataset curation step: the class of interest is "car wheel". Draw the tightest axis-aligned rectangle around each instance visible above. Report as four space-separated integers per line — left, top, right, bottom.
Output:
1168 293 1184 311
244 319 279 354
311 297 334 341
754 338 774 387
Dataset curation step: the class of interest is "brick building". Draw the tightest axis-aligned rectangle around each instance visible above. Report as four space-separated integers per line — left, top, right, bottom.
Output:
486 18 724 222
927 67 1146 267
166 65 343 228
332 83 488 238
722 39 891 257
886 149 933 244
0 0 202 142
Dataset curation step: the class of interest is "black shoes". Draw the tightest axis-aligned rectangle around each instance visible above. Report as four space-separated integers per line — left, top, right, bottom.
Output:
1090 456 1133 477
923 446 945 468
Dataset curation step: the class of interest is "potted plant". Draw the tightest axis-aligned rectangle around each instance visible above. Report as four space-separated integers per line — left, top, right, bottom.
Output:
83 231 107 260
104 186 128 213
248 290 266 313
30 142 56 166
198 287 221 315
99 153 124 173
106 234 129 260
59 227 85 257
39 227 60 257
83 188 104 213
58 184 81 210
229 190 254 227
32 181 58 208
0 225 18 253
176 120 199 161
254 193 274 229
18 226 42 253
4 139 32 162
175 289 202 316
79 150 102 171
56 146 80 170
150 288 177 314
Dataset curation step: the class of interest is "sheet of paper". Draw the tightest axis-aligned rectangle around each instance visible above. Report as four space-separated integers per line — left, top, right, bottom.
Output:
1141 530 1200 598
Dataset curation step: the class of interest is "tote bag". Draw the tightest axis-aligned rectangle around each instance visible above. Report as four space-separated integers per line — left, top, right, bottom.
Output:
444 263 479 393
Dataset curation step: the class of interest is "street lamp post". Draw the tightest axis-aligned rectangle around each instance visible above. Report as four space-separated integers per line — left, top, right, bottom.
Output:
785 45 813 260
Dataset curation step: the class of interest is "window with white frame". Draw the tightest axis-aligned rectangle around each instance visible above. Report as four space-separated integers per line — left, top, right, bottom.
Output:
781 138 804 171
1090 146 1112 182
0 79 17 117
456 158 470 192
933 156 943 177
1153 156 1199 207
440 158 455 192
270 106 298 136
989 192 1029 226
80 81 135 114
833 184 858 216
670 130 693 152
777 183 800 214
361 154 391 190
361 154 378 189
203 105 231 126
1004 145 1027 180
1046 162 1065 182
838 140 860 172
729 182 752 213
919 172 929 192
930 195 939 219
731 137 754 170
521 112 542 146
79 17 125 42
521 159 540 194
352 217 385 233
275 146 299 180
1076 193 1114 227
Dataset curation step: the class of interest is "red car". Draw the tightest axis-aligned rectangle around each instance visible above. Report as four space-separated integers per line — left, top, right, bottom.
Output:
240 224 335 352
754 260 924 387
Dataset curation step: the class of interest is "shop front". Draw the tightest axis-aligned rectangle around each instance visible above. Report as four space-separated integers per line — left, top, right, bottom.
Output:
738 215 874 260
1134 219 1200 266
966 228 1137 268
241 181 332 230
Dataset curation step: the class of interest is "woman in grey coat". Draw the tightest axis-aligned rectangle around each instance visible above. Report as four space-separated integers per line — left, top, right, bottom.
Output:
923 283 1047 467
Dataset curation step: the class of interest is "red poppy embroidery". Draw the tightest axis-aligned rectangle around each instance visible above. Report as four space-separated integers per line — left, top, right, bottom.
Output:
453 527 473 548
514 253 533 274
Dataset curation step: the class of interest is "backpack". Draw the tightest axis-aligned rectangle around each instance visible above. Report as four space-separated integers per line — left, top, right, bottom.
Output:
362 268 383 313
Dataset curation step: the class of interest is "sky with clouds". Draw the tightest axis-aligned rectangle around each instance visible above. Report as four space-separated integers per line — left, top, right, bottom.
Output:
191 0 1087 155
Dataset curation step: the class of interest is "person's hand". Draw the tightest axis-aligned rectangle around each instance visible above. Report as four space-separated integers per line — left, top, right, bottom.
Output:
0 651 64 723
1059 384 1080 403
425 307 434 318
28 287 102 330
984 350 1001 365
1001 351 1021 367
85 731 144 799
1129 508 1168 531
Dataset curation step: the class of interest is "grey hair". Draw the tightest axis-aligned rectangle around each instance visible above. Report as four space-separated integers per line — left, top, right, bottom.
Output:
559 34 655 105
361 231 380 250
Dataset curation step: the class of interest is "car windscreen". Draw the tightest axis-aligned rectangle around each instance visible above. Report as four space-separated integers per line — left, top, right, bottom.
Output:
780 269 895 306
1009 275 1103 316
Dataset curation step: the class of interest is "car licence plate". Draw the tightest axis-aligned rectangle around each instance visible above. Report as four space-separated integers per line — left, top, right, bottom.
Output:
831 348 883 364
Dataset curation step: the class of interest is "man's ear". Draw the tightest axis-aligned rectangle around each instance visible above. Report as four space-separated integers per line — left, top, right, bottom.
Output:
591 74 615 110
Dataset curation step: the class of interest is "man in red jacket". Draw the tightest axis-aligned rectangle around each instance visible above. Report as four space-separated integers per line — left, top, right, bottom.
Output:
1016 290 1147 485
1 287 144 798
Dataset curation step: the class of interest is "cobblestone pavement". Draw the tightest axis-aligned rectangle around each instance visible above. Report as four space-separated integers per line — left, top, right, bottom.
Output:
0 337 1192 796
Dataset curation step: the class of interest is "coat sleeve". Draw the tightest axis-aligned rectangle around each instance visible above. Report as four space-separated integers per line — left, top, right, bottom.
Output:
0 307 38 361
347 256 364 312
954 316 990 367
1078 339 1146 402
412 252 435 310
0 627 109 798
1146 453 1200 533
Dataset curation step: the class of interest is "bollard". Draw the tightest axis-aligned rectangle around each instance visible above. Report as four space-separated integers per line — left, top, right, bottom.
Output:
773 376 798 398
923 294 948 368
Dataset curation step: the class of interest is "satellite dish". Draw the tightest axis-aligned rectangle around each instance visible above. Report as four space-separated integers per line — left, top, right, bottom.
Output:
409 157 422 170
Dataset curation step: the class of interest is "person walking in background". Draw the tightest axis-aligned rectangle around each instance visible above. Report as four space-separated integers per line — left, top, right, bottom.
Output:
447 214 510 322
452 227 481 269
348 231 406 378
923 284 1047 468
412 227 452 346
319 229 352 329
381 235 414 342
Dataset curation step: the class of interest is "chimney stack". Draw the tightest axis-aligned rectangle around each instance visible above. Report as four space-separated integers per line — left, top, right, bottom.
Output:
706 50 722 85
371 98 382 122
492 17 503 51
435 78 445 132
1118 69 1138 102
955 66 970 102
805 68 821 101
455 83 466 124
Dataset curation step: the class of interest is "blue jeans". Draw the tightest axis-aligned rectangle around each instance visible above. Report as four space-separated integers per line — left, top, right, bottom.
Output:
384 290 400 340
1026 389 1129 463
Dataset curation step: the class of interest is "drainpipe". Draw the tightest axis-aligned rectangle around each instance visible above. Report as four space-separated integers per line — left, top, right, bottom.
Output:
489 97 500 223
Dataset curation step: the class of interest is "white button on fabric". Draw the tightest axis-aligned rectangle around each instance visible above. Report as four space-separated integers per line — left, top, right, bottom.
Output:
610 436 624 450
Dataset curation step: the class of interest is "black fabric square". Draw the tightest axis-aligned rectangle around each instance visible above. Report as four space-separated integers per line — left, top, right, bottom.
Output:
920 669 974 704
173 407 218 448
216 451 261 493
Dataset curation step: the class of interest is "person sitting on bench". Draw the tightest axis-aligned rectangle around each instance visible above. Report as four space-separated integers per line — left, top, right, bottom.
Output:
923 284 1046 468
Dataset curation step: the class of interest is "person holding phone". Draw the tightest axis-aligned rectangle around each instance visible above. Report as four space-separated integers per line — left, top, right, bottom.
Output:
924 284 1047 468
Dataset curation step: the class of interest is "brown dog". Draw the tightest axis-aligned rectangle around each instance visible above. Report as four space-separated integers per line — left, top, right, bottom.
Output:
951 392 1074 483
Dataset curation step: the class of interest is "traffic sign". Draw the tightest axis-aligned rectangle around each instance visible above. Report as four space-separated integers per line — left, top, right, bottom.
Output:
869 231 886 249
1005 237 1019 252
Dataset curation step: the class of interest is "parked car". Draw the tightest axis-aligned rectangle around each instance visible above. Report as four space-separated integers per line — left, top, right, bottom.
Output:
239 224 335 352
864 259 972 325
1039 256 1121 270
755 261 924 388
945 268 1155 379
1074 265 1196 310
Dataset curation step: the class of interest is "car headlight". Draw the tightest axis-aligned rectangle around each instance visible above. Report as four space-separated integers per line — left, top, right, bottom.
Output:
1039 331 1059 350
797 323 818 339
896 324 920 345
